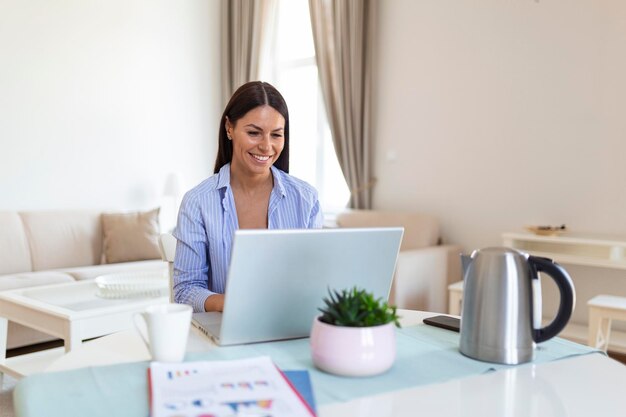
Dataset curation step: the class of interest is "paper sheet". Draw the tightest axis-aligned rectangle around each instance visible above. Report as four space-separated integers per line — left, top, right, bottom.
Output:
149 356 315 417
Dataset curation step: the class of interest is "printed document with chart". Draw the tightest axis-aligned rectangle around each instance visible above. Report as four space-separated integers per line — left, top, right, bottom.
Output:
148 356 316 417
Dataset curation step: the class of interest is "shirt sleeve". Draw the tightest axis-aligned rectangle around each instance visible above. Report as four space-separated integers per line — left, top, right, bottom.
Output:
308 195 324 229
172 192 214 312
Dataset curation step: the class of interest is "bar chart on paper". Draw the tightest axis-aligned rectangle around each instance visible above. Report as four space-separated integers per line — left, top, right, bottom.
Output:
148 356 316 417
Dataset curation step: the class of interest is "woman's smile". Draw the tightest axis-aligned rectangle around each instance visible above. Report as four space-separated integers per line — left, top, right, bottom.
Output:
250 153 272 162
227 105 285 177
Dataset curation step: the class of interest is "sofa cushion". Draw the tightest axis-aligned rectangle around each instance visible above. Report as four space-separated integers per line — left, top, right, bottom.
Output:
335 210 440 251
59 259 166 280
0 211 32 274
101 208 161 264
20 210 103 271
0 271 75 291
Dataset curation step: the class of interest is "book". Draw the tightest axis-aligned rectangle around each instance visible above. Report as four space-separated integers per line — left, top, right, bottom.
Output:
148 356 316 417
282 370 316 414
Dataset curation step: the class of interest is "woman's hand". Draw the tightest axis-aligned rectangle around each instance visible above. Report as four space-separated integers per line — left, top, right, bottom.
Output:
204 294 225 312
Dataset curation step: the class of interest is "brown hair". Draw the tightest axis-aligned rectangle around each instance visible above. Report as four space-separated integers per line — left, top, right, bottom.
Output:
214 81 290 173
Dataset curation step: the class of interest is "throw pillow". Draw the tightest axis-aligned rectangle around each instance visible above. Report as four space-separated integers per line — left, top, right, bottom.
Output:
101 208 161 264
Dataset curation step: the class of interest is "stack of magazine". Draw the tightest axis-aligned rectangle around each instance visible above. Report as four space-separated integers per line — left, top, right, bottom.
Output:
148 356 317 417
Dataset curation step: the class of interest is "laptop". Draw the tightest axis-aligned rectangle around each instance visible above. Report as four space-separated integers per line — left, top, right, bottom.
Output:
192 227 403 346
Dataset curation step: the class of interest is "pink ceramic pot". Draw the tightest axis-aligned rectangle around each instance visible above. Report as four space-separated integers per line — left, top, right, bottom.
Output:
310 317 396 377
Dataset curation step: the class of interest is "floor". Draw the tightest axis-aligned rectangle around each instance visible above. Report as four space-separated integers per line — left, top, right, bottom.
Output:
0 375 16 417
1 340 63 417
609 350 626 364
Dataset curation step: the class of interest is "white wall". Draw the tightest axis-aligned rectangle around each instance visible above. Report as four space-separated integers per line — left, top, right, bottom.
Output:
0 0 221 213
374 0 626 251
373 0 626 326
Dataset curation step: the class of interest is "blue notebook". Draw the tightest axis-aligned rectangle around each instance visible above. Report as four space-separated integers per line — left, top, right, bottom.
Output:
284 370 317 415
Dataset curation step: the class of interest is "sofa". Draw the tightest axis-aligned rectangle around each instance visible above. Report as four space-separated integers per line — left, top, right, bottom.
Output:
0 209 166 349
335 210 463 313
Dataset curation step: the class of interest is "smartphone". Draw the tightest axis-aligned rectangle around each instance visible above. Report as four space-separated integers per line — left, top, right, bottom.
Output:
423 315 460 332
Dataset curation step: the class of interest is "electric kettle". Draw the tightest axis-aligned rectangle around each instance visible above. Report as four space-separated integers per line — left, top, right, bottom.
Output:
459 247 575 365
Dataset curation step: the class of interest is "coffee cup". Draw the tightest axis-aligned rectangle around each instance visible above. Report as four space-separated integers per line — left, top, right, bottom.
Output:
133 303 192 362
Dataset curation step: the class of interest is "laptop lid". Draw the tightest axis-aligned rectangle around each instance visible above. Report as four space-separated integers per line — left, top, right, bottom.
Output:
211 227 403 346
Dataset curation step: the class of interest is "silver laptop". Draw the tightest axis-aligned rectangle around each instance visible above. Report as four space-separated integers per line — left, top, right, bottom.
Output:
192 227 403 346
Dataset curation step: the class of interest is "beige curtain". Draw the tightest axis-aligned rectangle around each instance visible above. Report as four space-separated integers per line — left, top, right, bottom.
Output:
309 0 374 209
221 0 276 105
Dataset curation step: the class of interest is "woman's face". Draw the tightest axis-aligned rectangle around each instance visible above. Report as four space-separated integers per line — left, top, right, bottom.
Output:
226 105 285 177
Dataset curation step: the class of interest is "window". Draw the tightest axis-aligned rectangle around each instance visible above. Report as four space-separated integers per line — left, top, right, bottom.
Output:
262 0 349 212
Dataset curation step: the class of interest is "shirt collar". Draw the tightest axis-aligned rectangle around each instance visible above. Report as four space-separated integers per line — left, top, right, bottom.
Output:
217 163 286 198
216 163 231 189
270 165 287 198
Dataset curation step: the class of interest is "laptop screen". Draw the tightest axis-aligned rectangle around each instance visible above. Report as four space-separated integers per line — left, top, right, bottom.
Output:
214 227 403 346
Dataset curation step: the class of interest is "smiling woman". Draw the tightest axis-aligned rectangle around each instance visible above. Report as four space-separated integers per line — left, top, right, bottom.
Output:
227 106 285 179
227 105 286 229
214 82 291 174
172 81 323 313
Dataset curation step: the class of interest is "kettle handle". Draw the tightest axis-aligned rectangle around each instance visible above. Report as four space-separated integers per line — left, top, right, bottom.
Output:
529 256 576 344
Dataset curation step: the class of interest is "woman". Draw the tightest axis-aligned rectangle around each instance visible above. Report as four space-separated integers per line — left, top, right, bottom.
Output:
173 81 323 312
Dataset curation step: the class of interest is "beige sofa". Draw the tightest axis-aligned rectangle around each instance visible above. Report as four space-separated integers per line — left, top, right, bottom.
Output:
0 210 166 349
336 210 463 313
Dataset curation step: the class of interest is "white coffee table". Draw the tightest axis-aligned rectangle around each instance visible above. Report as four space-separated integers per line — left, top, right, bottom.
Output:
0 278 168 379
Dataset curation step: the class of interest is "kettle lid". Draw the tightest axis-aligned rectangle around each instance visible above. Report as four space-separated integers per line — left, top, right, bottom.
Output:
471 246 527 259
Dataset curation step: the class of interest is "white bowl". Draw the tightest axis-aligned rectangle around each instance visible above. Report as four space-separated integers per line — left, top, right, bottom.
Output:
94 271 167 298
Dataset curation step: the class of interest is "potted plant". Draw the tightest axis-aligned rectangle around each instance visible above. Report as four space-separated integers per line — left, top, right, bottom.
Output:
310 287 400 377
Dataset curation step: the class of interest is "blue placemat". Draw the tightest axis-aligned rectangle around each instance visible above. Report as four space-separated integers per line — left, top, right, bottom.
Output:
13 325 600 417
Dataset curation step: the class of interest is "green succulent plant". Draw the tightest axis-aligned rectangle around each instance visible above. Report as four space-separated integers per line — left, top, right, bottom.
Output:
318 287 401 328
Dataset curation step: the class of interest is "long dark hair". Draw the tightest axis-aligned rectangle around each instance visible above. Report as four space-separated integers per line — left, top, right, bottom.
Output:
214 81 290 173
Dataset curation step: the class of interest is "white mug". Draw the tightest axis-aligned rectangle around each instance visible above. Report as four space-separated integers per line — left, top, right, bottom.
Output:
133 303 192 362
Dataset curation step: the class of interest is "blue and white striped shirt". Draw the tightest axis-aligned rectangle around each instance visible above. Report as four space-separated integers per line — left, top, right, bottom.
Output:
172 163 323 312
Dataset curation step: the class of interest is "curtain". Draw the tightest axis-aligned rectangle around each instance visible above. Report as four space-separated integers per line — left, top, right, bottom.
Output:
221 0 276 104
309 0 374 209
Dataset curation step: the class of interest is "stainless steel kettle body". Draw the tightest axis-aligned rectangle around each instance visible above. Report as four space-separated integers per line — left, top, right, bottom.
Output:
459 247 575 365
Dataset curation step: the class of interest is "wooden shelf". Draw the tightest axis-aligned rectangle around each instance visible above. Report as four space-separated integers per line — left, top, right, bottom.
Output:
502 232 626 270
